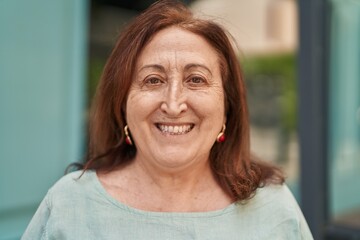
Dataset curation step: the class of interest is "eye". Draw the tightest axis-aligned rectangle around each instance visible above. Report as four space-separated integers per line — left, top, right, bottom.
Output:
144 76 163 85
191 77 203 83
187 75 206 85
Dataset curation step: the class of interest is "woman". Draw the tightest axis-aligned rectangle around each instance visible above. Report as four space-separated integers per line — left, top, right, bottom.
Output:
22 0 313 239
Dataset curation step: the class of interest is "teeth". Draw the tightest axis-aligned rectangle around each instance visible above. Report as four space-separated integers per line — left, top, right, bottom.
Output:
157 124 193 135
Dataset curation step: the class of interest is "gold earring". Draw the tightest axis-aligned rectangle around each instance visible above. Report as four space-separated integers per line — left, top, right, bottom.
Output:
216 124 226 143
124 125 133 145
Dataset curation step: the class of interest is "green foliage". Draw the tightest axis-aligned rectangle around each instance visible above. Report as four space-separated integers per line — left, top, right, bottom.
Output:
241 54 297 132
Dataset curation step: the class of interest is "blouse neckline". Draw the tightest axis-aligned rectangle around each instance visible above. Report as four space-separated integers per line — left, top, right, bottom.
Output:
87 170 239 218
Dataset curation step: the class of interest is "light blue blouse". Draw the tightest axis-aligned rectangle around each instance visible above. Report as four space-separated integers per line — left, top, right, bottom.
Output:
22 170 313 240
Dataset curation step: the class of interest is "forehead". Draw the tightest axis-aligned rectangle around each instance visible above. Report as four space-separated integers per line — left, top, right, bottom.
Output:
136 26 220 68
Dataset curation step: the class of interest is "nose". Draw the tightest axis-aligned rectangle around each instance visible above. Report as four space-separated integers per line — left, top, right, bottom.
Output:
160 81 187 116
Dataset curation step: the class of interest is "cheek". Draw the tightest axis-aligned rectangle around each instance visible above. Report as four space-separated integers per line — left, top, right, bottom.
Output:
126 90 159 122
190 88 225 119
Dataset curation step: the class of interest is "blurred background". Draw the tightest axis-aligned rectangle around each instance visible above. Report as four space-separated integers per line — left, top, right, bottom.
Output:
0 0 359 239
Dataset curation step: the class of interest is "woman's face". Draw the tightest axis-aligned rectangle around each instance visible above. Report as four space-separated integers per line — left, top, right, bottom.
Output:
126 26 226 171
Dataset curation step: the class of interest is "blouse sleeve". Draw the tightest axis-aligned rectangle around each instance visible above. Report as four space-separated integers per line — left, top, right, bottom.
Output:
287 186 314 240
21 191 52 240
297 204 314 240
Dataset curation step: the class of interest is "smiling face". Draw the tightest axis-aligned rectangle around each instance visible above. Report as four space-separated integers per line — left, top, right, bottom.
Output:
126 26 226 172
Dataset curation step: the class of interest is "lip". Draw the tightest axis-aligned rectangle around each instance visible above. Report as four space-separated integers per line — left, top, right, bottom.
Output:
155 123 195 135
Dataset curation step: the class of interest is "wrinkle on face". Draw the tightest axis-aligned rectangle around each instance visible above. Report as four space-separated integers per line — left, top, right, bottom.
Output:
125 26 226 174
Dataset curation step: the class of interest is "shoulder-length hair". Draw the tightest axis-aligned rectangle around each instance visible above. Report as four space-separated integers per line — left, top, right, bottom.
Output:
84 0 284 201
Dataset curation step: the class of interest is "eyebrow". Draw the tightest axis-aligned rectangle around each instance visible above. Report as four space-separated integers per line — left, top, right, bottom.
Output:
184 63 212 77
138 63 213 76
138 64 165 73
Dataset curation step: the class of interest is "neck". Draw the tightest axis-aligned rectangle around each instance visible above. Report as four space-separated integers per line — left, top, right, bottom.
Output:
98 156 233 212
133 154 212 191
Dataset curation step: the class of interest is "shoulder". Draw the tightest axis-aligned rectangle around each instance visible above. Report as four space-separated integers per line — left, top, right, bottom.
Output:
236 184 300 227
22 171 98 239
45 170 102 223
247 183 300 216
255 183 297 206
237 183 313 239
47 170 96 202
52 170 93 188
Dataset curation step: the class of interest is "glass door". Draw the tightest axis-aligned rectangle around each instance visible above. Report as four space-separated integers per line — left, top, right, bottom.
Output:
328 0 360 230
299 0 360 239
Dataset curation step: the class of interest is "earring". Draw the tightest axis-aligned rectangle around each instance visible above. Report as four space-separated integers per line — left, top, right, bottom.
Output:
216 124 226 143
124 125 133 145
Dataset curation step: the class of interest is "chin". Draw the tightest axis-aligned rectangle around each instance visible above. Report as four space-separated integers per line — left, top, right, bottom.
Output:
154 151 206 170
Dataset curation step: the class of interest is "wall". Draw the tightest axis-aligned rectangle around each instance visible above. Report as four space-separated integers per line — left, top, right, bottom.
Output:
0 0 88 238
190 0 298 55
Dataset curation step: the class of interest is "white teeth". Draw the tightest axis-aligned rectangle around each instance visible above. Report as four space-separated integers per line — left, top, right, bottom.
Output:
157 124 193 135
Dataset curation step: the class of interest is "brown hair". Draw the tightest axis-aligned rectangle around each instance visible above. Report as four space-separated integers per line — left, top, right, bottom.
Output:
84 0 284 201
